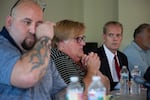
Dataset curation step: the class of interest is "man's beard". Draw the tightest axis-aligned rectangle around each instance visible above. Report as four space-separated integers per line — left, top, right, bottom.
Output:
21 37 36 50
143 42 150 50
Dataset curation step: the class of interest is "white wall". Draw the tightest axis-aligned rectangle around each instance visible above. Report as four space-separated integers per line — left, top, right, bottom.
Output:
44 0 83 22
118 0 150 50
0 0 84 29
0 0 17 30
83 0 118 46
0 0 150 50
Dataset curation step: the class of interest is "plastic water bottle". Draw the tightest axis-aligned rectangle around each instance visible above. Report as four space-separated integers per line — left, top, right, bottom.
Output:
120 66 129 95
66 76 83 100
130 65 141 95
88 76 106 100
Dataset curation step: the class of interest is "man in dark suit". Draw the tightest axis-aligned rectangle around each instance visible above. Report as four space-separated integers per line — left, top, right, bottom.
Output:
96 21 129 90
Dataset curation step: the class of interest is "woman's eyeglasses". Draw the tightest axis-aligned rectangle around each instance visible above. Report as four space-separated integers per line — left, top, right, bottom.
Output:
74 36 86 43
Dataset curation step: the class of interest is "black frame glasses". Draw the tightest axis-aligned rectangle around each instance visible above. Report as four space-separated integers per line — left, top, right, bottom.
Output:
74 35 86 43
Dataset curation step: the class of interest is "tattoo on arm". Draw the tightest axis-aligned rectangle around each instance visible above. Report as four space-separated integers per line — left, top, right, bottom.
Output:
23 36 51 73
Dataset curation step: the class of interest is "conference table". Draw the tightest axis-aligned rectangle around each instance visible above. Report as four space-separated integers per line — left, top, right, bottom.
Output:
54 88 147 100
109 88 147 100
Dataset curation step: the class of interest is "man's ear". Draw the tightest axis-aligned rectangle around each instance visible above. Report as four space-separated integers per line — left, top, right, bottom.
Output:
5 16 12 28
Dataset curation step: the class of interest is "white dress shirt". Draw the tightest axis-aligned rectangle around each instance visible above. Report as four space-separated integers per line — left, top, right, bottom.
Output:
103 44 120 82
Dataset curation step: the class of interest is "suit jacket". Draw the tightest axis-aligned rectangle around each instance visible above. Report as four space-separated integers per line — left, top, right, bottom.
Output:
96 45 129 91
144 66 150 81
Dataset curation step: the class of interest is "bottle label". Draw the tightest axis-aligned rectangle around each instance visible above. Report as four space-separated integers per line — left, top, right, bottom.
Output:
121 73 129 80
120 73 129 95
66 92 83 100
88 91 105 100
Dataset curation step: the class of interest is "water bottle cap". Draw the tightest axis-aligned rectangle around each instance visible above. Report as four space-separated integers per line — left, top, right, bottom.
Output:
134 65 138 68
70 76 79 82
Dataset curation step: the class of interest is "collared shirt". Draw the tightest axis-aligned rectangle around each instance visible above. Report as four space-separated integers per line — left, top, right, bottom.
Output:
123 41 150 76
103 44 120 82
0 27 67 100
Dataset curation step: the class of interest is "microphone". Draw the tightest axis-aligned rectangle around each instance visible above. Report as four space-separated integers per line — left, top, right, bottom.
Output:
133 76 150 89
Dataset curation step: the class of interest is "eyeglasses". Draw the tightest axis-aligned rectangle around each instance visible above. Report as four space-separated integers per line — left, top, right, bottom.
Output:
74 36 86 43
